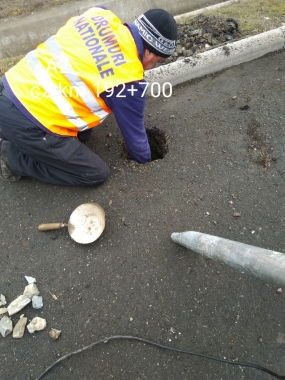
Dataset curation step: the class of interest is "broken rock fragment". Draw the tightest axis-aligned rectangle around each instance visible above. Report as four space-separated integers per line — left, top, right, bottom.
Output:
7 295 31 316
0 308 7 315
24 276 36 284
24 284 40 299
27 317 47 333
49 328 61 340
13 316 28 338
32 296 43 309
0 294 7 306
0 316 13 337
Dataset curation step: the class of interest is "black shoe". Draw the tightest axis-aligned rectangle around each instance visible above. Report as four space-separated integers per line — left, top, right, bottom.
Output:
0 140 21 181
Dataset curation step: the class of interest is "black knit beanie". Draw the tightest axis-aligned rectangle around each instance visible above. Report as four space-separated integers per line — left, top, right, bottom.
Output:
134 9 177 58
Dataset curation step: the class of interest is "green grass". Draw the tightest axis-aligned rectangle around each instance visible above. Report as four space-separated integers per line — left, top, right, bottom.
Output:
0 0 73 19
178 0 285 35
0 56 23 76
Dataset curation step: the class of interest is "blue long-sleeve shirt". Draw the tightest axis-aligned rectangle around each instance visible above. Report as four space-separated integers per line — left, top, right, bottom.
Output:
100 22 151 163
101 80 150 163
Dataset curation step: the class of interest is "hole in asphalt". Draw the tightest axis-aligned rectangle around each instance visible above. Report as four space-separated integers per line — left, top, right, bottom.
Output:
146 127 168 160
122 127 169 161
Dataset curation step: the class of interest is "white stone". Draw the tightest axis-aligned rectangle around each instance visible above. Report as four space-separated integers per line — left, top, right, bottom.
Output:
13 316 28 338
7 295 31 316
32 296 43 309
0 316 13 337
49 328 61 340
24 276 36 284
23 284 40 299
27 317 47 333
0 294 7 306
0 308 7 315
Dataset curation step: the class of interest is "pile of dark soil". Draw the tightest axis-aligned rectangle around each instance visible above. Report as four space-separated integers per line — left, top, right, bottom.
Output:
165 13 241 64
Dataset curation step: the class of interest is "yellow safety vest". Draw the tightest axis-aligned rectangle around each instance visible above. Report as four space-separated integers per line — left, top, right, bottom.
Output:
5 7 144 136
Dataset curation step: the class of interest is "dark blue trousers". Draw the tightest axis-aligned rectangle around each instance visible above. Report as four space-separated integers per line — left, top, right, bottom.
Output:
0 83 109 186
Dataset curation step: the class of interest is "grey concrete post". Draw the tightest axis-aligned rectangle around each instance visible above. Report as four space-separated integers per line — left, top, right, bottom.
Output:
171 231 285 287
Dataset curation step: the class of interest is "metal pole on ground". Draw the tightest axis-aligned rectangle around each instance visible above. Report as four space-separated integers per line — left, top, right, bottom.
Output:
171 231 285 287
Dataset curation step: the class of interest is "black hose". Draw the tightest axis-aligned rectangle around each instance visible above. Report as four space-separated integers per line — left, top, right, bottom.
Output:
35 335 285 380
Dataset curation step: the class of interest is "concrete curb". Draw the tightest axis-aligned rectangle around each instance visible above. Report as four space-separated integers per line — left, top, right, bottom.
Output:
145 26 285 92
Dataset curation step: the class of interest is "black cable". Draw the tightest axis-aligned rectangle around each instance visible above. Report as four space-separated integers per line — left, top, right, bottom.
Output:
35 335 285 380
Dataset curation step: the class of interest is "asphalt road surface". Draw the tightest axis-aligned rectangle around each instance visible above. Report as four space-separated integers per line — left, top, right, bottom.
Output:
0 49 285 380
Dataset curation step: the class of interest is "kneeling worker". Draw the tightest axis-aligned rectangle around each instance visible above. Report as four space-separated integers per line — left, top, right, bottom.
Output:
0 7 177 186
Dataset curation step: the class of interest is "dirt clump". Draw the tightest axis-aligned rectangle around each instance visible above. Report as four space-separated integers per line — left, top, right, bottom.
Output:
247 120 275 168
164 14 240 64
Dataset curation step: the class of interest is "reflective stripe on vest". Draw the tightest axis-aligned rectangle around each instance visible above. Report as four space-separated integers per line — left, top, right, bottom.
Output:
44 36 109 126
25 50 91 131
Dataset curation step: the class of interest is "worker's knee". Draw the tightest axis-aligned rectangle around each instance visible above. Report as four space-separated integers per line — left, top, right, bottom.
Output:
87 161 110 186
98 162 110 184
